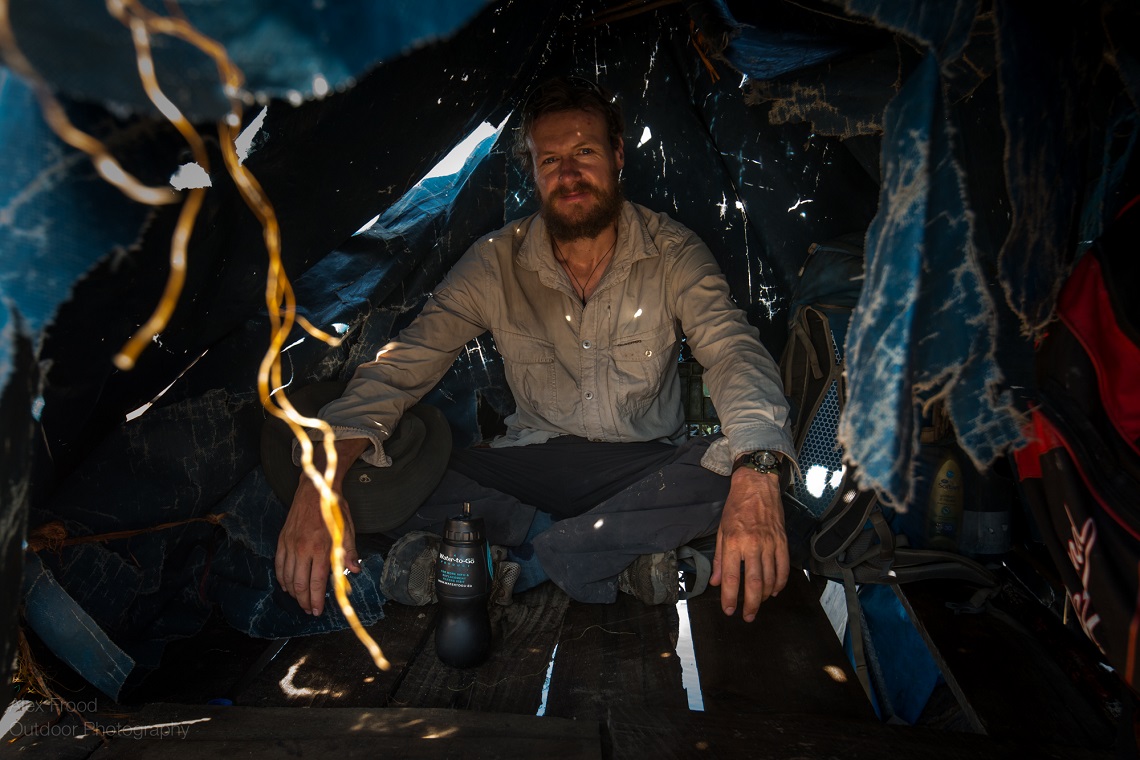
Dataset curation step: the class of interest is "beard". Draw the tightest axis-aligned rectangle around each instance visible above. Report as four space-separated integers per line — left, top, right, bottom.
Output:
541 170 623 242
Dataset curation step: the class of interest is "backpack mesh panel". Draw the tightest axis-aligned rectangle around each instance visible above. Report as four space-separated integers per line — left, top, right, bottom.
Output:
792 338 845 516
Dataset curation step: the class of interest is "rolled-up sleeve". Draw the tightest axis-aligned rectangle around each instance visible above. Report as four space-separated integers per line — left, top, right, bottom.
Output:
668 232 796 475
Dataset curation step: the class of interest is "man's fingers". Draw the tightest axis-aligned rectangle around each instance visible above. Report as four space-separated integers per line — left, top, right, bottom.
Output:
309 560 330 617
773 540 790 597
280 549 299 602
719 553 742 616
289 556 312 612
274 538 288 591
345 547 362 574
710 529 725 587
746 549 776 621
342 515 362 574
762 546 777 601
742 566 765 622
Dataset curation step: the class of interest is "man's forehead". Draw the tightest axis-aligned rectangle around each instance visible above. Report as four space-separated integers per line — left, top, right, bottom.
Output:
528 108 609 147
531 104 606 122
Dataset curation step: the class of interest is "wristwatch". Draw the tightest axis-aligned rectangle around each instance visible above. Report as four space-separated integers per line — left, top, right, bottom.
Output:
732 450 781 475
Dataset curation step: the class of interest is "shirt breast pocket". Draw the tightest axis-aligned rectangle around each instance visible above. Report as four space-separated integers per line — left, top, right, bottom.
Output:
495 331 558 413
610 324 675 413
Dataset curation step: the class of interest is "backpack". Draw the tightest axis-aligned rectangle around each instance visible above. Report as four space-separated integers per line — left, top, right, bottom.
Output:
781 233 863 517
779 234 997 702
1012 194 1140 688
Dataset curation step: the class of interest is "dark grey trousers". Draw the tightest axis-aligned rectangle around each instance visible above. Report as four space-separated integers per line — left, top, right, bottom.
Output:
388 435 729 603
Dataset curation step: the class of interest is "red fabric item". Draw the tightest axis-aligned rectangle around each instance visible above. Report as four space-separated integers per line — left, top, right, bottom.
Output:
1057 253 1140 455
1017 409 1140 543
1012 411 1055 480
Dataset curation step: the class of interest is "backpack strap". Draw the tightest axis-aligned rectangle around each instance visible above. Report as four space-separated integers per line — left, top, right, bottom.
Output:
810 472 880 563
806 471 998 709
841 563 874 701
889 547 997 587
783 317 823 398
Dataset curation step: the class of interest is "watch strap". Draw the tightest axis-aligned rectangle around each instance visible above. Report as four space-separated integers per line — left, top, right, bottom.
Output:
732 450 782 475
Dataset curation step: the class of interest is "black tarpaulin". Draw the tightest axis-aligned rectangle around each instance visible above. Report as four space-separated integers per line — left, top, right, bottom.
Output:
1 0 1136 699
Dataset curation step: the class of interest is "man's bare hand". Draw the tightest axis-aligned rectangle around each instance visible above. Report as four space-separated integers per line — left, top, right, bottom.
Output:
274 438 370 616
709 467 789 622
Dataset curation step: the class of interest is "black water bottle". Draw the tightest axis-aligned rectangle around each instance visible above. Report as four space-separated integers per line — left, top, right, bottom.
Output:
434 502 492 668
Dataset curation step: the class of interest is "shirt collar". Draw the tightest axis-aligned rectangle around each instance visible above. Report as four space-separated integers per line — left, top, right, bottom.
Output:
515 201 660 283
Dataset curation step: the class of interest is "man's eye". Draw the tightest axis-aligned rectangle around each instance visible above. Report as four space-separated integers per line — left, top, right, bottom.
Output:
542 157 558 165
580 148 593 155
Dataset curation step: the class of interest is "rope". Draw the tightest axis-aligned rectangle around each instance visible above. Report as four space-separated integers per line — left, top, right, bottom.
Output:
25 514 226 554
689 21 721 83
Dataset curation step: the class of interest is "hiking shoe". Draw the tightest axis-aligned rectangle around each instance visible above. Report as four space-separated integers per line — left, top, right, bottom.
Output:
490 559 521 607
487 545 519 607
379 530 440 606
618 545 713 606
381 534 519 607
618 550 679 605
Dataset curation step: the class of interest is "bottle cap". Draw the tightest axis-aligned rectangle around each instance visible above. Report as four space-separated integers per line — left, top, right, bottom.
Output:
444 515 485 544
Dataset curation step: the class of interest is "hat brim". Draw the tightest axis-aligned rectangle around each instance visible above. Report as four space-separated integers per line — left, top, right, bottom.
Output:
260 381 453 534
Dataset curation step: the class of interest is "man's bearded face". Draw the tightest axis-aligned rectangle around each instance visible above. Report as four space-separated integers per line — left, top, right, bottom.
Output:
541 164 623 241
528 108 626 242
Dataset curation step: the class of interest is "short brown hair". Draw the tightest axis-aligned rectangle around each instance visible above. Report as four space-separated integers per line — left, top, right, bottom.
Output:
512 76 625 176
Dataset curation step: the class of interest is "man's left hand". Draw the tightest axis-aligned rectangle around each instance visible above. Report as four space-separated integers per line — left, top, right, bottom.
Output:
709 467 789 622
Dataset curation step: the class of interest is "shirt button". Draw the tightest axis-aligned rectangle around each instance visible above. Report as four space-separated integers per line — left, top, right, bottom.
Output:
645 349 653 357
584 391 594 400
582 340 592 349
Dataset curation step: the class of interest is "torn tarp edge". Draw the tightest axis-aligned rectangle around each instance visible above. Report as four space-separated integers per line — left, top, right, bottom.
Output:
21 553 136 701
839 52 1023 511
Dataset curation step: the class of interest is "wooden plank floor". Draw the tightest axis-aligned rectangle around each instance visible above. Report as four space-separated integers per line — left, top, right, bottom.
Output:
388 583 568 713
544 591 689 719
4 705 603 759
4 571 1120 758
686 570 873 720
233 570 867 722
4 702 1116 760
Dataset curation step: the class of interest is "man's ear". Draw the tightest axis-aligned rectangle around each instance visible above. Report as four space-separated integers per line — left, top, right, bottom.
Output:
613 136 625 170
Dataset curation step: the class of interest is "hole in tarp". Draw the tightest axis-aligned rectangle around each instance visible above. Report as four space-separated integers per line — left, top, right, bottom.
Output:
170 106 269 190
676 598 705 711
354 114 510 237
124 349 209 421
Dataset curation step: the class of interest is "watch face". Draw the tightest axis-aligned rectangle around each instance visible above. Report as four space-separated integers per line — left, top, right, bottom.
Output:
754 451 777 468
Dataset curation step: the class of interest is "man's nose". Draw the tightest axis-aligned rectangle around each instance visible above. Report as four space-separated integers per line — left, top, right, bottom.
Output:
558 158 582 182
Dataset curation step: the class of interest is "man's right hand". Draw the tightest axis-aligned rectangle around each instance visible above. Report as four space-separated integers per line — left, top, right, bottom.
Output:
274 437 370 616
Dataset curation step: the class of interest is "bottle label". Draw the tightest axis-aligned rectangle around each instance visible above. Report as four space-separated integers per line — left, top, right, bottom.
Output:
927 452 964 548
437 551 481 590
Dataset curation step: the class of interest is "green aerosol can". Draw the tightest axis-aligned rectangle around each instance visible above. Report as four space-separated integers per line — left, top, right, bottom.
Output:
926 447 964 551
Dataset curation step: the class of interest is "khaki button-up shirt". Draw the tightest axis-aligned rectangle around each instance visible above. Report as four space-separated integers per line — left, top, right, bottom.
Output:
315 202 794 475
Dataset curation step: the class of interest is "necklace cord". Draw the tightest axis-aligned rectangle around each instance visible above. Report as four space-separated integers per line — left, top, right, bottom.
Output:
553 234 617 304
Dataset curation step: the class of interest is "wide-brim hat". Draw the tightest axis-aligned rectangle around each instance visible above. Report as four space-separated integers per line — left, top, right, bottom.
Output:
260 380 452 534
